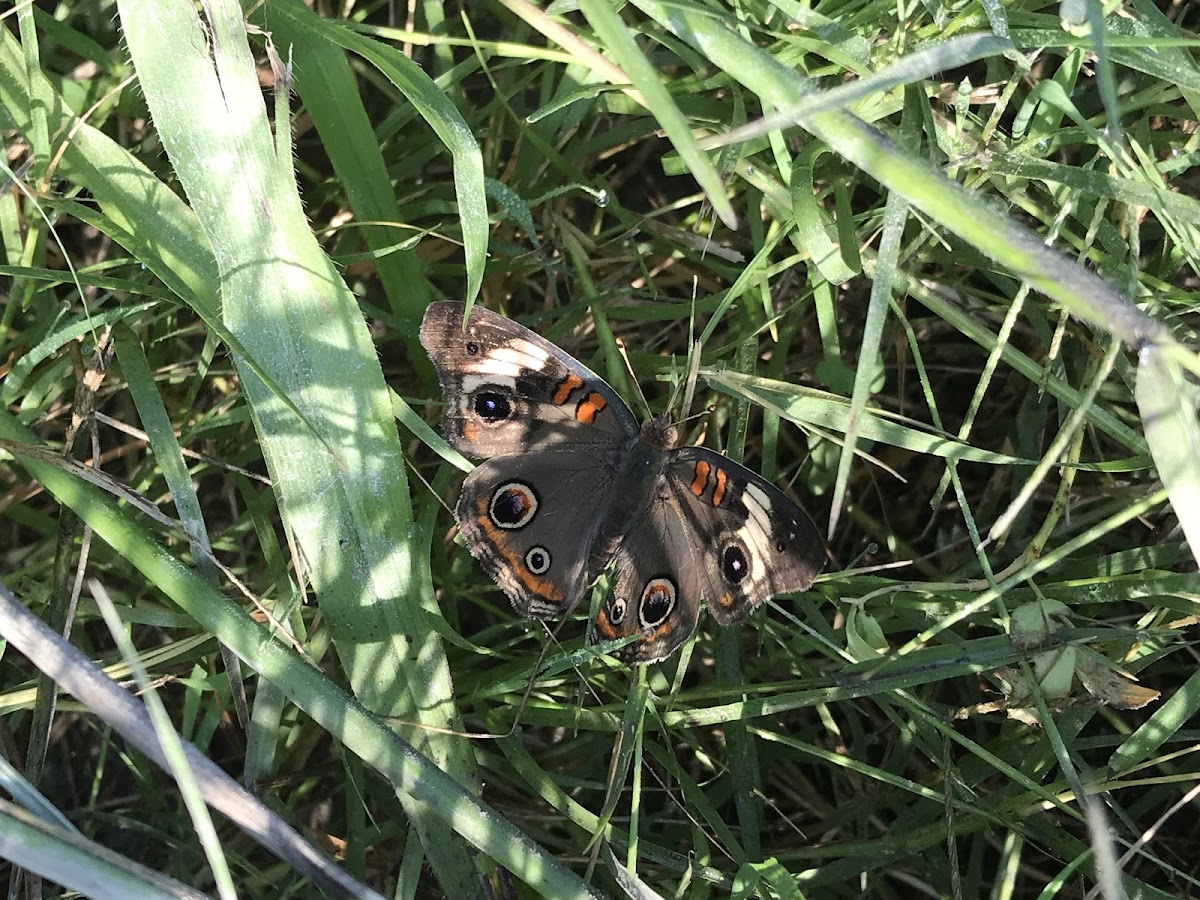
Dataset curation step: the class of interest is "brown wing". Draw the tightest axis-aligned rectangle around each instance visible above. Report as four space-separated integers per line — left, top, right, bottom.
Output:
420 301 638 458
456 448 624 618
664 447 825 625
592 496 704 665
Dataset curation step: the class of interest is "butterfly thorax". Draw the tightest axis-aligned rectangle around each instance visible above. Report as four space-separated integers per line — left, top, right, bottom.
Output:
591 414 676 565
587 422 674 576
640 414 677 451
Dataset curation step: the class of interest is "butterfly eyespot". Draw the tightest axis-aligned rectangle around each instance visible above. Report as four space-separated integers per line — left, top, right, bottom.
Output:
489 482 539 530
465 341 479 355
473 391 512 421
721 545 750 584
524 546 551 574
608 598 628 625
775 539 787 553
639 577 677 628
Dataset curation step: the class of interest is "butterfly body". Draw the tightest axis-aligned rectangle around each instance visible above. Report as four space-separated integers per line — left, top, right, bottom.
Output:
420 301 825 664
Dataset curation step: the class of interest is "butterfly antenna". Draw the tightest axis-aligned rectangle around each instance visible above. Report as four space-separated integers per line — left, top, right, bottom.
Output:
674 403 716 435
615 336 653 420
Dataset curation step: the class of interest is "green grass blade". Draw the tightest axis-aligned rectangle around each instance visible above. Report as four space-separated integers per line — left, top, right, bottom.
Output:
632 0 1175 352
1108 667 1200 776
829 191 905 538
257 1 432 321
116 0 481 890
705 369 1037 467
1135 344 1200 565
577 0 737 229
273 2 488 306
0 795 210 900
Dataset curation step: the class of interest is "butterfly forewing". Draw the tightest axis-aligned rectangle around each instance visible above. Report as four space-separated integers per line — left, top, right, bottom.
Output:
664 448 825 625
420 302 639 458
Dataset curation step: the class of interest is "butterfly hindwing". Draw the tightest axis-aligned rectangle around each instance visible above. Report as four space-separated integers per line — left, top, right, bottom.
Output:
455 449 624 618
592 495 704 665
591 448 824 662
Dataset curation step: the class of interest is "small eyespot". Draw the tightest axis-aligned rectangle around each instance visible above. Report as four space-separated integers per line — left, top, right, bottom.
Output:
465 341 479 355
608 598 627 625
473 391 512 421
489 482 539 530
525 546 551 574
775 539 787 553
722 545 750 584
639 578 677 628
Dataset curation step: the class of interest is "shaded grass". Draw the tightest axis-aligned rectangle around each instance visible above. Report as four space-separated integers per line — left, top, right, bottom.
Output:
1 0 1199 897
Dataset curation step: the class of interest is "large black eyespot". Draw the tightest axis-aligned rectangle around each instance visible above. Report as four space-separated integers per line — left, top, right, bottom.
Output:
639 578 677 628
722 545 750 584
473 391 512 421
465 341 479 355
489 482 539 529
525 546 551 574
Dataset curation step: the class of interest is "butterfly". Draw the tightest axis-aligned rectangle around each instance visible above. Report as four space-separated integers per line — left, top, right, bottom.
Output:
420 301 825 664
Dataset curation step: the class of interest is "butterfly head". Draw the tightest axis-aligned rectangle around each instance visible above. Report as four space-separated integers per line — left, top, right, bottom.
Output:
640 415 677 451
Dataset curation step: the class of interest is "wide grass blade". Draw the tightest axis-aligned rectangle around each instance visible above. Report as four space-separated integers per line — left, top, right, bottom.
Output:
1135 344 1200 565
261 0 487 311
117 0 481 890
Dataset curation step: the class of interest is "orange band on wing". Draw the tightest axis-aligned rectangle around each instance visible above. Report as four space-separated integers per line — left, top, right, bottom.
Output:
594 608 619 640
712 467 728 506
553 374 584 405
690 460 710 496
473 498 564 603
575 391 607 424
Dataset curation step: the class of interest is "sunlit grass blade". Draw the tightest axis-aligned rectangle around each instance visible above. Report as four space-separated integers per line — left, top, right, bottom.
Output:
631 0 1177 356
257 2 431 321
117 0 481 889
705 369 1036 467
262 0 487 309
0 795 210 900
1135 344 1200 565
577 0 738 228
